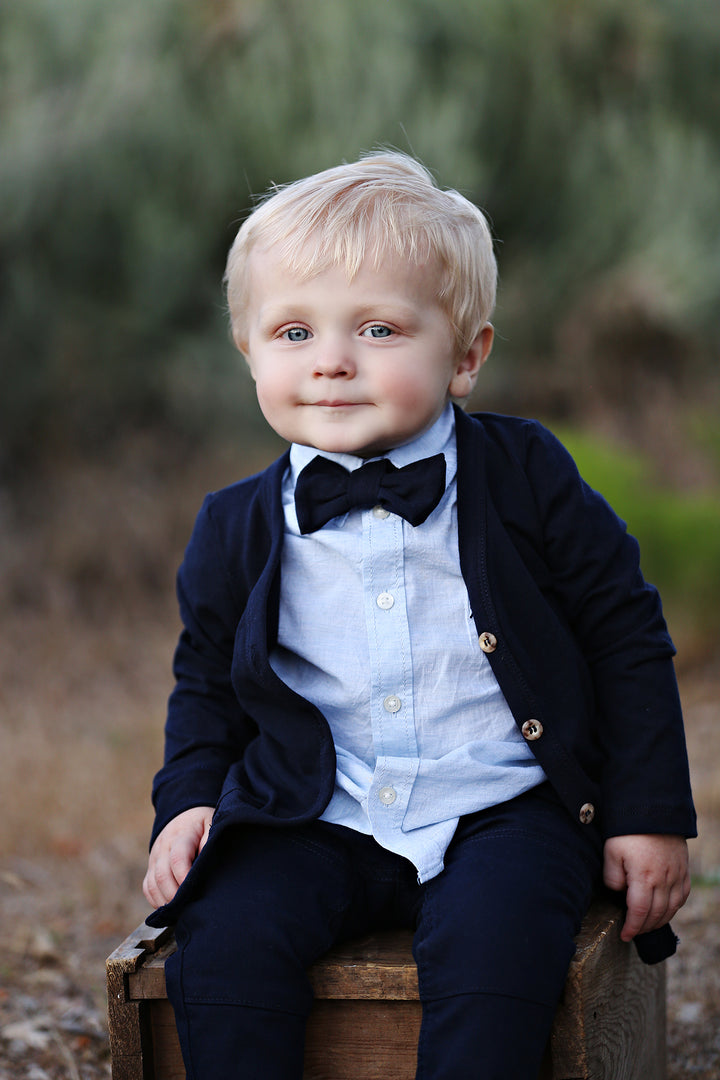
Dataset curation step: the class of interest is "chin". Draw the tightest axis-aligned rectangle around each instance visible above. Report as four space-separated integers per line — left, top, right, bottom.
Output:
306 434 376 457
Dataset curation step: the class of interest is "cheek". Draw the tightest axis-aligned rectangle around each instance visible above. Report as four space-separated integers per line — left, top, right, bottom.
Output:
374 367 422 410
378 367 447 415
254 367 289 409
253 381 286 430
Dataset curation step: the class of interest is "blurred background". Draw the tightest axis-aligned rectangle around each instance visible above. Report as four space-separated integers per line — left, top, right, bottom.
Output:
1 0 719 1076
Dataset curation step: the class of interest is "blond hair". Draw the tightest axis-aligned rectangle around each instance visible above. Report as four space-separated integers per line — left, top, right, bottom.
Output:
225 151 497 354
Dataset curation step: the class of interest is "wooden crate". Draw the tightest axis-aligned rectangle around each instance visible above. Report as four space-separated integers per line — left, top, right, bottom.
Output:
107 896 666 1080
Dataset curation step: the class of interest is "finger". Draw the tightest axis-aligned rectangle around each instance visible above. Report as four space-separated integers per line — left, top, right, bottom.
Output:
639 894 672 936
143 862 170 909
142 869 157 908
678 868 692 909
645 872 691 932
602 849 627 894
153 855 183 907
603 865 627 893
623 882 678 939
198 814 213 853
146 842 188 906
168 834 198 889
621 880 655 941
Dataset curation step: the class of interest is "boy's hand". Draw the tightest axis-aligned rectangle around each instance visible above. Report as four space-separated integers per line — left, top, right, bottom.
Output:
143 806 215 908
603 834 690 942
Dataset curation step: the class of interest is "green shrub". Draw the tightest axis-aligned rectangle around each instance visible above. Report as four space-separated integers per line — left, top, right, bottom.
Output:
1 0 719 469
557 428 720 654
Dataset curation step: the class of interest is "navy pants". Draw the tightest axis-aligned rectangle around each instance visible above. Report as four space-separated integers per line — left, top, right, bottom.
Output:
165 784 601 1079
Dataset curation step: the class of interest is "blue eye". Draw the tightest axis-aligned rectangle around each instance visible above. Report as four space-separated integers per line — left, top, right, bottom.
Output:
284 327 310 342
363 325 393 339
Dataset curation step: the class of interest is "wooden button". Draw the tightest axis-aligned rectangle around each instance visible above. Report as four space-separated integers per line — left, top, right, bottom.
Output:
579 803 595 825
521 719 543 741
478 631 497 653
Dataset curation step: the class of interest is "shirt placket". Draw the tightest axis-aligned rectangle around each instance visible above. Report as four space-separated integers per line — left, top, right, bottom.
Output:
362 506 419 844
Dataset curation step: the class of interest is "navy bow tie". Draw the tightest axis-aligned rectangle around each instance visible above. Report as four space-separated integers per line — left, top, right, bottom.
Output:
294 453 446 534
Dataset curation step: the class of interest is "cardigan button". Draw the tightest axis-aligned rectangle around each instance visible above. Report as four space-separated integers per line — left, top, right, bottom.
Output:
521 719 543 741
579 803 596 825
478 631 497 653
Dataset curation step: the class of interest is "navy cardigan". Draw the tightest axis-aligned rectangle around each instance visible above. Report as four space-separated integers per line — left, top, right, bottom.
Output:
148 408 696 955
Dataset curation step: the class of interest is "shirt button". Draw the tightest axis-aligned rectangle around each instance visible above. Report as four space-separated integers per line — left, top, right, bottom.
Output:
377 592 395 610
383 695 402 713
521 719 543 741
579 803 595 825
378 786 397 806
372 505 390 519
478 631 497 653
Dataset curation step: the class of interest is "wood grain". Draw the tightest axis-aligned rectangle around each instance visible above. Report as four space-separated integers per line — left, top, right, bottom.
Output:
107 898 667 1080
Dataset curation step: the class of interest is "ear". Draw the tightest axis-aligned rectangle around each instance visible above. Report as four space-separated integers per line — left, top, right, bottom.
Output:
232 326 254 376
448 324 494 400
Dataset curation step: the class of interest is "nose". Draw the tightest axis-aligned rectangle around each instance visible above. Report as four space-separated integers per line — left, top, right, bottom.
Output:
312 338 356 379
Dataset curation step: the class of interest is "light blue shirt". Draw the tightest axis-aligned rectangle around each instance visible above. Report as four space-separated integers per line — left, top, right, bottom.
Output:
270 404 546 883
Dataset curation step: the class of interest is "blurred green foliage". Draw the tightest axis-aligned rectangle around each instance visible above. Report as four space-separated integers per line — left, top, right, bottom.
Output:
559 428 720 654
1 0 720 470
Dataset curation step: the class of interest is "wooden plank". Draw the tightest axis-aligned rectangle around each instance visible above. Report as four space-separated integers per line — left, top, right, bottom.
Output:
106 922 174 1080
304 1000 420 1080
129 928 420 1002
108 922 175 963
308 929 419 1000
110 899 667 1080
150 1000 186 1080
128 939 174 999
551 899 666 1080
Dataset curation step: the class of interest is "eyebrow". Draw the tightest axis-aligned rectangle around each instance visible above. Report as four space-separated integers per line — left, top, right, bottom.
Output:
256 300 422 328
254 305 305 332
354 302 420 322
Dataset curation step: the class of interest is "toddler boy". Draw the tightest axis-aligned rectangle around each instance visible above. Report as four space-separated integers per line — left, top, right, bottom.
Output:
143 152 696 1079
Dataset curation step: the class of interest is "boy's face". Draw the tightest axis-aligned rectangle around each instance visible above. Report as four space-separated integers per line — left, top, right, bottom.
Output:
240 246 492 458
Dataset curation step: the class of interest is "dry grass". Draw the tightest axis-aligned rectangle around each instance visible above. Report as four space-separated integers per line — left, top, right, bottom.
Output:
1 440 718 1076
0 435 275 858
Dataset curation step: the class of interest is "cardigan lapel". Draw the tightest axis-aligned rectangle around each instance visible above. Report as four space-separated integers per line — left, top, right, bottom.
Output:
453 406 493 629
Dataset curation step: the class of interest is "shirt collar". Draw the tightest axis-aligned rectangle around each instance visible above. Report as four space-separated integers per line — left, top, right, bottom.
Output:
288 402 457 489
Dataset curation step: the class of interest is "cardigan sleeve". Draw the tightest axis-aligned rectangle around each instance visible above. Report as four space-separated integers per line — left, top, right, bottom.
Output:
149 494 258 846
521 421 696 840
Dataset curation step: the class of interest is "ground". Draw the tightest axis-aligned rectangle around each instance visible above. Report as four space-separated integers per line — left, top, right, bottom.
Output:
0 446 718 1078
